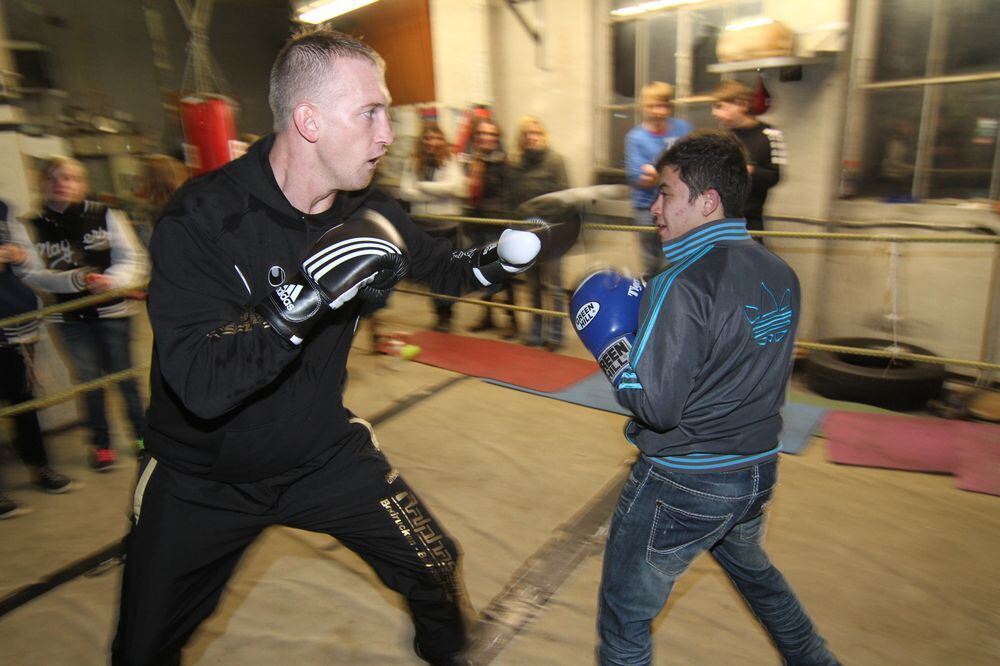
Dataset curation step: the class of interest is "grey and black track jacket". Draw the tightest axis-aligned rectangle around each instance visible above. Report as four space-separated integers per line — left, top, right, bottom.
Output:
145 134 488 482
615 218 799 472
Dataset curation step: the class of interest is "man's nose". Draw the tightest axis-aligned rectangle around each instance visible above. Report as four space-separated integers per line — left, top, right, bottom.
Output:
378 117 393 146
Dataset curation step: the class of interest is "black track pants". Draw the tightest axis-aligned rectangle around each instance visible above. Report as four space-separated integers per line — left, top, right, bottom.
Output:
112 420 468 665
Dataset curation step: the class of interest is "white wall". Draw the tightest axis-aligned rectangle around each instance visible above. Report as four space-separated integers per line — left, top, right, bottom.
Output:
490 0 594 189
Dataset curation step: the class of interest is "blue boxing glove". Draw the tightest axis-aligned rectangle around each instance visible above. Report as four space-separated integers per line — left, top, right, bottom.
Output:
570 270 644 385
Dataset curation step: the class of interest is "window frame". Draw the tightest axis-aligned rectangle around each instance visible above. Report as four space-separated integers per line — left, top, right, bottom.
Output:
842 0 1000 202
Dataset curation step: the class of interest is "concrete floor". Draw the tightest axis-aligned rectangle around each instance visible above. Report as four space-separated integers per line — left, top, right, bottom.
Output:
1 283 999 665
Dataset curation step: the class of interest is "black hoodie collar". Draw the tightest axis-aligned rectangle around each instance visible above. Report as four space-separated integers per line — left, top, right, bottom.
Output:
221 133 372 230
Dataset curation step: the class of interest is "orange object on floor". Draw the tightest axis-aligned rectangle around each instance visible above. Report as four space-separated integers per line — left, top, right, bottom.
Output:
398 330 598 394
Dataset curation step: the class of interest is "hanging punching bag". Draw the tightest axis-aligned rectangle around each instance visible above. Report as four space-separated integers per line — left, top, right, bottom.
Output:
750 75 772 116
181 95 238 176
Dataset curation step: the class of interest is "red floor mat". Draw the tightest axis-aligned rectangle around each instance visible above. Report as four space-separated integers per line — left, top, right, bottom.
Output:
391 330 599 394
823 411 1000 496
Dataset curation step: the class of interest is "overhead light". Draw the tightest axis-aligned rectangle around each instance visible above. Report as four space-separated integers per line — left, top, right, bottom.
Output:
726 17 775 31
610 0 706 18
296 0 380 25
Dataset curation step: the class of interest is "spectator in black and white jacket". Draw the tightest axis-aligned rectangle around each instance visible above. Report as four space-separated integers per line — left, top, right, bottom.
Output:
12 157 149 471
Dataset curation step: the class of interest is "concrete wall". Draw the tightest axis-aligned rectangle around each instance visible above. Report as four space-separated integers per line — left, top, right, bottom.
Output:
489 0 594 190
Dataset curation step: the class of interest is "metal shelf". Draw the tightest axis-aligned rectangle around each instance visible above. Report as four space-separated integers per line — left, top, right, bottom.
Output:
707 55 834 73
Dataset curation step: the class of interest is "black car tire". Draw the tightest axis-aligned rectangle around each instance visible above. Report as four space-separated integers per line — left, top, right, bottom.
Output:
805 337 946 411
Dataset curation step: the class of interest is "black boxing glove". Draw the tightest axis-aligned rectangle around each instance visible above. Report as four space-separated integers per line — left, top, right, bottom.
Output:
257 209 409 344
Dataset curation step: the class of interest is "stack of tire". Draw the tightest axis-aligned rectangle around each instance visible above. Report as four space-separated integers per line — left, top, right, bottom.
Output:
805 337 946 411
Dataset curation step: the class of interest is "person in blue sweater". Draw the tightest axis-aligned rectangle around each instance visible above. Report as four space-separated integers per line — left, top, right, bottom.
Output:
625 81 692 279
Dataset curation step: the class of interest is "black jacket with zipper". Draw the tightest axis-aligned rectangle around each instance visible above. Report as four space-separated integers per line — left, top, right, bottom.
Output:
145 134 484 482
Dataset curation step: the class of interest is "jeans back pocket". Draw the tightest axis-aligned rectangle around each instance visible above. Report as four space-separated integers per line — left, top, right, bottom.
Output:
647 500 732 577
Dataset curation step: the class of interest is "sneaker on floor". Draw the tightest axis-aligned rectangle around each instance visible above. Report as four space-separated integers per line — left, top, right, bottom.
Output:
0 492 22 519
498 323 519 339
33 466 74 493
90 447 119 472
468 318 495 333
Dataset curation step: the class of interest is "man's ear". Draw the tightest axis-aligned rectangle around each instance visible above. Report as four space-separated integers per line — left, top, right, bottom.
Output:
701 188 722 217
292 103 320 143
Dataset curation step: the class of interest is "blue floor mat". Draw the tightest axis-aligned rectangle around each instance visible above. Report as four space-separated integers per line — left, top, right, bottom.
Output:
778 403 828 455
483 372 826 455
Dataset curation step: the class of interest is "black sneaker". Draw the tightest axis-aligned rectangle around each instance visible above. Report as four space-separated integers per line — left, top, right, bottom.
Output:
33 466 74 493
90 447 119 472
0 492 22 519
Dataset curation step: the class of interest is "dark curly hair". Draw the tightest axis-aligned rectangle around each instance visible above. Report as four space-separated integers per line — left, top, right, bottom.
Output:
655 130 750 218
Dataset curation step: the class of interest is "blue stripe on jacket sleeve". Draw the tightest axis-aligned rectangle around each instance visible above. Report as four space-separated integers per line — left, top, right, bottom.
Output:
632 245 713 365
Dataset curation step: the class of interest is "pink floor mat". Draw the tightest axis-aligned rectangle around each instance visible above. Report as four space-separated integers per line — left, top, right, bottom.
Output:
823 411 1000 496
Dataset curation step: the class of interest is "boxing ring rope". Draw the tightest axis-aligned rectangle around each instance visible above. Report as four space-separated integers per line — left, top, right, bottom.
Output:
0 366 150 418
1 218 998 420
412 213 1000 244
394 287 1000 372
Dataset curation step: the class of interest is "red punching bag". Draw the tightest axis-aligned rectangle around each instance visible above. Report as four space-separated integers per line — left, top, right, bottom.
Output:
181 95 238 176
750 75 771 116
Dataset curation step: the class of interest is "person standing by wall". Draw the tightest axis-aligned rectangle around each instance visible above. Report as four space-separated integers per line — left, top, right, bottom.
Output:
625 82 693 278
507 116 569 350
465 118 518 338
711 81 787 237
16 157 149 472
400 122 467 332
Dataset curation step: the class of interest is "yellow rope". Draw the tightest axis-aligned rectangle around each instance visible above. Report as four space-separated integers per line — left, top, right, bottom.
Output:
0 286 145 330
792 341 997 371
411 213 1000 243
0 365 150 419
395 287 999 371
580 223 998 243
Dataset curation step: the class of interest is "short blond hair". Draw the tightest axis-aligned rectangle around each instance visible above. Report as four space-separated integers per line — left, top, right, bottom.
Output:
712 81 753 107
641 81 674 106
42 155 86 180
268 28 385 131
516 116 547 150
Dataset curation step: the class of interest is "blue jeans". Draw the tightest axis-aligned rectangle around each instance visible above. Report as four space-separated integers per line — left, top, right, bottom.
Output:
525 259 564 346
57 318 146 448
598 456 838 666
631 209 665 280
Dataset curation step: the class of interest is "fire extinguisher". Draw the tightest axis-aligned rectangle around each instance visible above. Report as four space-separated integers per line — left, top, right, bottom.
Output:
180 95 238 176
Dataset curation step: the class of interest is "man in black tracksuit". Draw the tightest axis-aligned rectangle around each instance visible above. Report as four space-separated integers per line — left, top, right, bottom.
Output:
113 30 542 665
